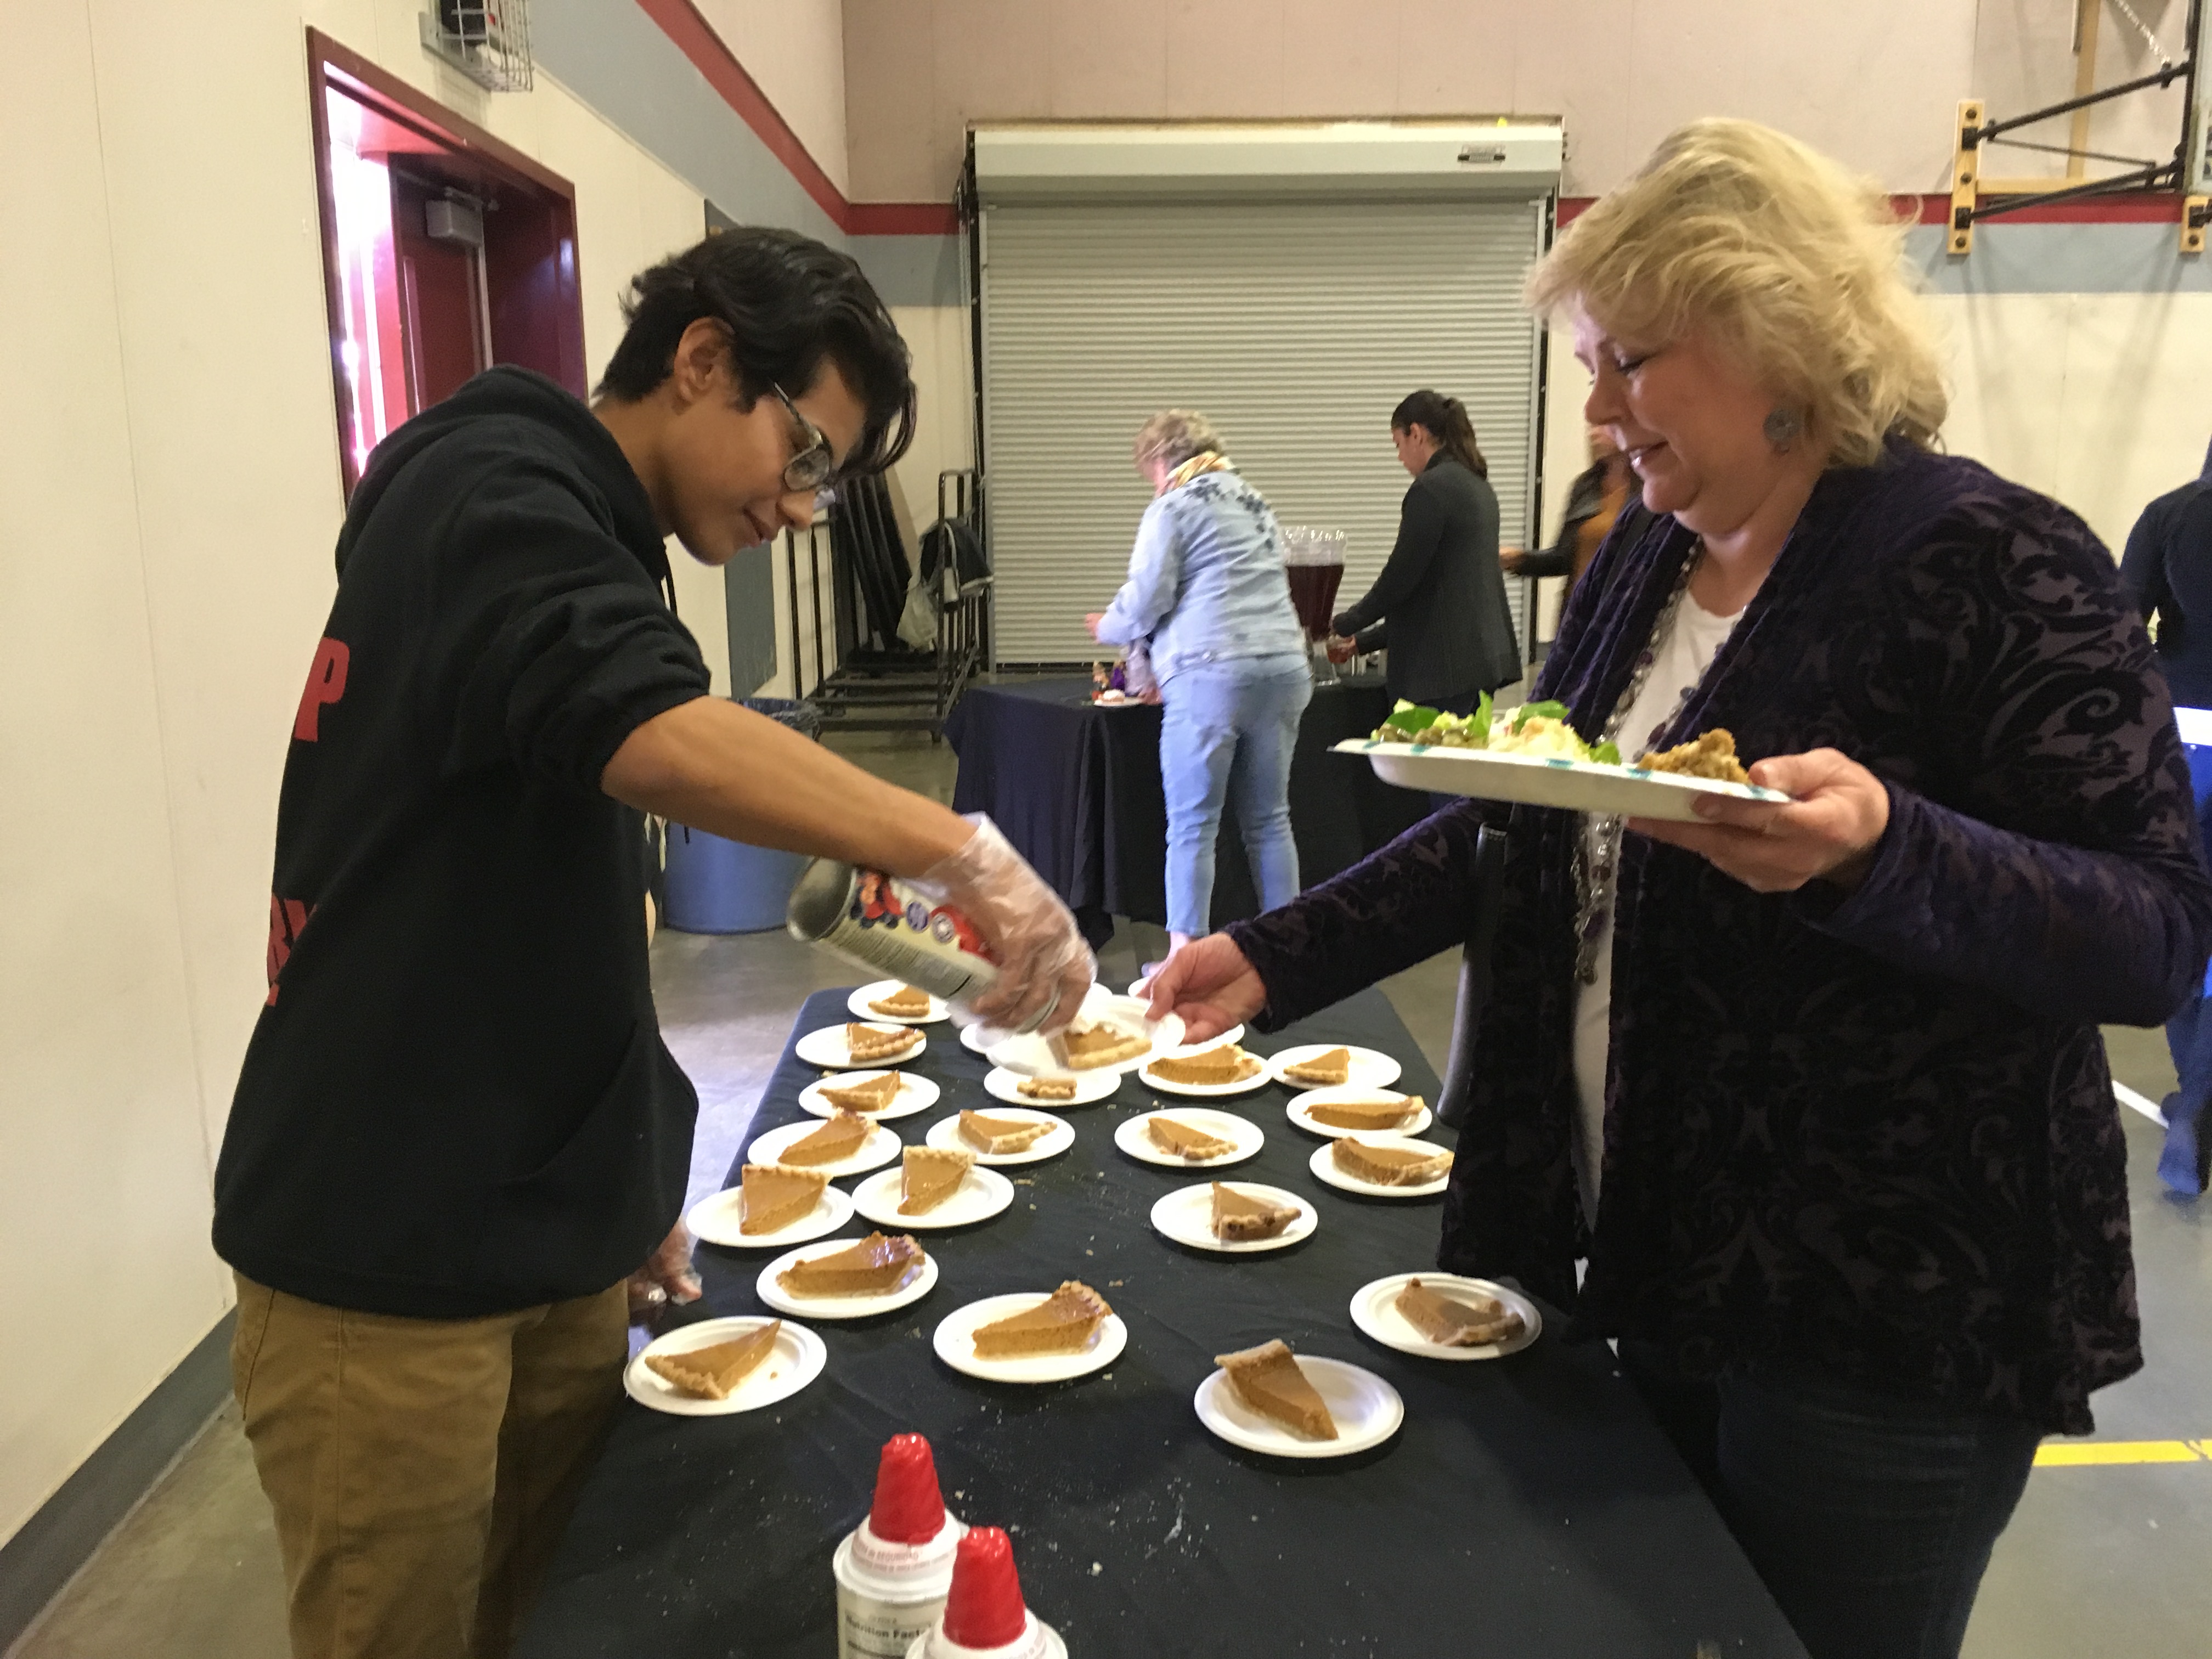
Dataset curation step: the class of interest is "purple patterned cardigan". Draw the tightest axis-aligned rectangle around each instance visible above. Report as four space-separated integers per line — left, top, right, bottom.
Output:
1229 443 2212 1433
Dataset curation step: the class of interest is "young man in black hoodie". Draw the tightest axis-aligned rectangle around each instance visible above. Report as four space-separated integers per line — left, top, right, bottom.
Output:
216 228 1089 1659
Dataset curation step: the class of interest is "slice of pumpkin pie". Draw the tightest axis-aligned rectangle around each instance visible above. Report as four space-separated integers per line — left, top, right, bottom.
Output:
645 1320 781 1401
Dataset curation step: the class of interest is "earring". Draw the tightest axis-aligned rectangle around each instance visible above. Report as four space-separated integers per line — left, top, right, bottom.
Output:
1763 408 1803 451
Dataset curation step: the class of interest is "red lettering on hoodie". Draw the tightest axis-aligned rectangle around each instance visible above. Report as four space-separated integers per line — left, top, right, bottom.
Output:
294 637 351 742
265 894 313 1005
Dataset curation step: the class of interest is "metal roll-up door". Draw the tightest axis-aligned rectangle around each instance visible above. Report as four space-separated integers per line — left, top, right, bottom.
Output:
980 196 1544 664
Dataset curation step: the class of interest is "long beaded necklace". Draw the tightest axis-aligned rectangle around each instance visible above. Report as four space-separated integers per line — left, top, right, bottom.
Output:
1570 540 1708 984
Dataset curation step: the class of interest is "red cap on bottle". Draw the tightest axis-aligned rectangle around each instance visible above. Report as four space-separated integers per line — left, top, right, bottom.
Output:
867 1434 946 1545
941 1526 1028 1648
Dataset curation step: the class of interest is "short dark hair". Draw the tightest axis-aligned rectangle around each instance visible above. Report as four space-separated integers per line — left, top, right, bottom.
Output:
1391 389 1487 478
596 227 916 477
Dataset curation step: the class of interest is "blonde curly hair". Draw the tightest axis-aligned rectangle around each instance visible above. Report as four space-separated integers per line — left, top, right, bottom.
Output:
1133 409 1223 470
1525 119 1945 467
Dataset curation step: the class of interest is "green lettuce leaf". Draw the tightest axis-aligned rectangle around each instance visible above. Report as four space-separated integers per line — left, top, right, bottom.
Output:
1590 741 1622 766
1511 699 1571 733
1470 689 1493 744
1385 703 1442 736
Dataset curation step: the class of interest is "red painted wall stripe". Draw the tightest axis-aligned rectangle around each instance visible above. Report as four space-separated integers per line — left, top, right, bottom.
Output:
635 0 953 237
635 5 2190 242
1561 191 2183 228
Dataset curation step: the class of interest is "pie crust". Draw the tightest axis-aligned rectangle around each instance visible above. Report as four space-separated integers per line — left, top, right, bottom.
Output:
1304 1094 1418 1131
644 1321 781 1400
867 984 933 1018
957 1110 1054 1155
1018 1076 1078 1102
1214 1339 1338 1439
1146 1115 1235 1161
776 1232 924 1297
1393 1278 1524 1347
740 1163 828 1234
781 1109 873 1165
972 1280 1112 1358
845 1022 922 1063
1210 1182 1298 1242
1330 1137 1453 1187
1146 1045 1262 1086
1280 1047 1351 1086
819 1071 902 1113
898 1146 975 1214
1054 1020 1149 1071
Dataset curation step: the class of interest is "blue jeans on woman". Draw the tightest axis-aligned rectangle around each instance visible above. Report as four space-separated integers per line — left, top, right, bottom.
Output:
1159 656 1312 936
1619 1340 2041 1659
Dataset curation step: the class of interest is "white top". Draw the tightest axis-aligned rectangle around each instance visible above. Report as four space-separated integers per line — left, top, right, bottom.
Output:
1570 594 1741 1225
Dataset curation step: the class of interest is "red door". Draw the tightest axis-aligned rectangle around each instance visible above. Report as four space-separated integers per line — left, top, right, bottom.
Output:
391 171 488 412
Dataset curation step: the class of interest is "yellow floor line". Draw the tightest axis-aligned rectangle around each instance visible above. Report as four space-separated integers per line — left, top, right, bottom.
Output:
2034 1440 2203 1466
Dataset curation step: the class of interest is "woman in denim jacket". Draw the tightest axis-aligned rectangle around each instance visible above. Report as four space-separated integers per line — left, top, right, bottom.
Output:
1088 411 1310 960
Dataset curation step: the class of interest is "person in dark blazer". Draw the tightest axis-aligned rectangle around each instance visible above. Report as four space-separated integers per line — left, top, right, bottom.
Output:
1325 390 1522 713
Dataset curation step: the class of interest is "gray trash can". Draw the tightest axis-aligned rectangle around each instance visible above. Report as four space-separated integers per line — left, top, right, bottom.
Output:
661 697 823 933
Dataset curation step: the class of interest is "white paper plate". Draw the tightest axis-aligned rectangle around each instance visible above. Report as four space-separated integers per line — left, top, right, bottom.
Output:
932 1293 1128 1383
1335 738 1789 822
983 1065 1120 1108
1149 1181 1317 1254
798 1070 940 1122
1348 1273 1541 1361
1266 1044 1402 1091
1138 1045 1274 1098
985 995 1185 1080
845 980 950 1025
923 1108 1074 1166
850 1162 1016 1230
746 1116 902 1177
1194 1355 1403 1458
960 1021 995 1055
624 1317 826 1417
796 1023 928 1070
1285 1087 1432 1141
1113 1109 1265 1170
687 1182 855 1248
755 1240 940 1320
1162 1023 1245 1056
1308 1137 1453 1199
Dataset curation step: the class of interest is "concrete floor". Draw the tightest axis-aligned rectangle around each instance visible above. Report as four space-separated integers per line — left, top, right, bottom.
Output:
11 728 2209 1659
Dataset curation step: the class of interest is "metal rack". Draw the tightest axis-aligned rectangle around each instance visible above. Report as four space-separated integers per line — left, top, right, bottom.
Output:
787 471 990 741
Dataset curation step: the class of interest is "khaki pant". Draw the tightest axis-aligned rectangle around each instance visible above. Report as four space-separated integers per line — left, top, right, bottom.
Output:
229 1272 629 1659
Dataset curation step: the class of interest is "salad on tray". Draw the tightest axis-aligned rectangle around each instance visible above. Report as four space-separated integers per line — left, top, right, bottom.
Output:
1368 695 1623 765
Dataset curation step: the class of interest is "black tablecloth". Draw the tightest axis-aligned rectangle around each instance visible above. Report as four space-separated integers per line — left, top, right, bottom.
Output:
943 678 1430 945
523 990 1803 1658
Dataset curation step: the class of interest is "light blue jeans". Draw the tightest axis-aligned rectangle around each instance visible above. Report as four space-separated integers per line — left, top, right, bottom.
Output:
1158 655 1313 936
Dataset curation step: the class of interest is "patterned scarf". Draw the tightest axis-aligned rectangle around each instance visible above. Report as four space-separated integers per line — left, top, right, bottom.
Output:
1163 452 1235 492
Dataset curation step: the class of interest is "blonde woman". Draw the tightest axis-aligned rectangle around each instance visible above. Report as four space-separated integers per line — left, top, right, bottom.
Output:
1086 411 1309 960
1148 121 2212 1657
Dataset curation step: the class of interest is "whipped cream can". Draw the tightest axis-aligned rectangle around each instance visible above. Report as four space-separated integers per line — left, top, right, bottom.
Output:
788 860 1002 1004
834 1511 967 1659
903 1613 1068 1659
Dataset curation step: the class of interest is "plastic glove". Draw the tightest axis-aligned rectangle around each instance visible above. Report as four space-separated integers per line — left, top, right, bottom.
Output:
909 814 1093 1033
626 1221 703 1323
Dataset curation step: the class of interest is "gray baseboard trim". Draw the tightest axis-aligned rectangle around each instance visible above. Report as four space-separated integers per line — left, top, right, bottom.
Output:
0 1310 236 1652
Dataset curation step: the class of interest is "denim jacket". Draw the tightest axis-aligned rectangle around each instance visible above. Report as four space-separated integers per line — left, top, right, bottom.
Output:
1094 469 1306 683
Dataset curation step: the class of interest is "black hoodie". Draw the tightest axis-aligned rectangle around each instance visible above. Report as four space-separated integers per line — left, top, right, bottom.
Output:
214 368 711 1317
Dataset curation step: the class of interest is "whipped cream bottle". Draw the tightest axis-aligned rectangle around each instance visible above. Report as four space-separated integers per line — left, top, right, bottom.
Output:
904 1526 1067 1659
835 1434 967 1659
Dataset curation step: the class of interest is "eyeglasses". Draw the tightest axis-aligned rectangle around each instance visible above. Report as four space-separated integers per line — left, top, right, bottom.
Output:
770 383 836 492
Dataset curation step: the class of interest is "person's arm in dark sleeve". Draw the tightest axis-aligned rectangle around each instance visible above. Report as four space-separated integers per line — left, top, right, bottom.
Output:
1353 620 1389 654
1333 479 1444 639
1796 503 2212 1026
422 453 977 877
2118 502 2168 626
1225 799 1497 1030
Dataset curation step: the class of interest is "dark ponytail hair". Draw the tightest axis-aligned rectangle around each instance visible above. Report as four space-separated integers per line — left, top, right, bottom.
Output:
1391 389 1486 478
